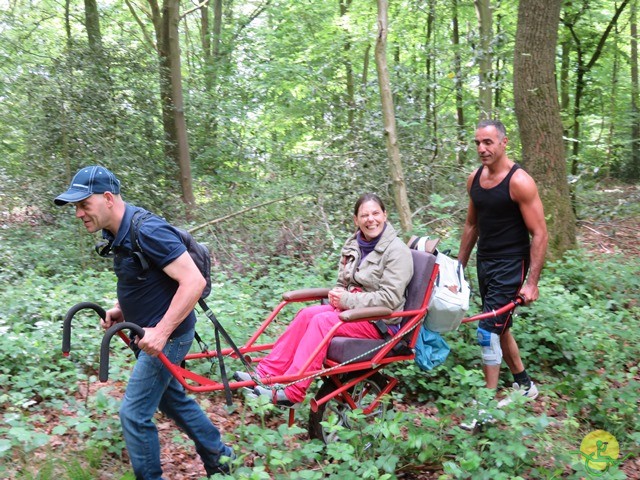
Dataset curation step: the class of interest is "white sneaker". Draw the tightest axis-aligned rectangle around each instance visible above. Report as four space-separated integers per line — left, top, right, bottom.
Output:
460 408 495 431
497 381 539 408
233 371 253 382
253 385 300 408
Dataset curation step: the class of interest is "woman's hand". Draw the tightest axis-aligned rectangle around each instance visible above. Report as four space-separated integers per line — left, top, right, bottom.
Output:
328 287 346 309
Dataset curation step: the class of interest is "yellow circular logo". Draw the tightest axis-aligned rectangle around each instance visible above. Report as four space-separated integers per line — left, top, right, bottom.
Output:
579 430 619 475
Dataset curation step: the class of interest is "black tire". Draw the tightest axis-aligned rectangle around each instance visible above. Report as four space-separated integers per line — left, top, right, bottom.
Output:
308 371 390 443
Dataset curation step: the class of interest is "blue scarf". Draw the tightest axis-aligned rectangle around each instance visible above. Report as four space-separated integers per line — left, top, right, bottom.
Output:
356 224 385 264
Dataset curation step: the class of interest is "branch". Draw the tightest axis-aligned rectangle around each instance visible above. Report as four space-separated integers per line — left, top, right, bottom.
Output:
181 0 210 20
586 0 631 72
188 193 303 234
229 0 272 44
125 0 157 53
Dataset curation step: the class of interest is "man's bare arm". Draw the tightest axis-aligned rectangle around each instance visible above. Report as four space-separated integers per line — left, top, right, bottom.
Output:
511 170 548 303
457 173 479 268
137 251 206 356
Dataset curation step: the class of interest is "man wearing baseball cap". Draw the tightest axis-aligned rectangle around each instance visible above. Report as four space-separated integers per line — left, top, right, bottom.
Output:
55 165 234 479
54 165 122 206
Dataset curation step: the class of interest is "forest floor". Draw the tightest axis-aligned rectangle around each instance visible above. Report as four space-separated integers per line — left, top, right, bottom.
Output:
575 183 640 257
6 183 640 480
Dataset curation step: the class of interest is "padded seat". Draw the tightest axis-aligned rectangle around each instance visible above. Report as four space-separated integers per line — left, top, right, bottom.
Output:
326 249 436 364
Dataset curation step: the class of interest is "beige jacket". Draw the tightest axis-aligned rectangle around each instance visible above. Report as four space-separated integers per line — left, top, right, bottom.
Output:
336 222 413 323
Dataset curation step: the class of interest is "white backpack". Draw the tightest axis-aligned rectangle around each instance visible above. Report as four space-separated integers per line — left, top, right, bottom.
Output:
408 236 471 332
425 250 470 332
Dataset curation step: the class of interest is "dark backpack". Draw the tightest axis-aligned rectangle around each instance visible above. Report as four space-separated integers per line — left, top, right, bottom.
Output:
96 210 247 407
127 211 212 299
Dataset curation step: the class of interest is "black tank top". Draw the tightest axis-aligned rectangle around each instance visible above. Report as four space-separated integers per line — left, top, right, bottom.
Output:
470 164 530 259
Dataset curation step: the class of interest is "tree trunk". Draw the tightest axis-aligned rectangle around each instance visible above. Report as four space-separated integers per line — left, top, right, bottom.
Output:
201 0 223 152
514 0 576 259
165 0 195 209
148 1 178 169
64 0 72 49
84 0 103 52
474 0 493 119
425 0 437 154
149 0 195 211
375 0 412 236
357 43 371 123
564 0 630 174
339 0 355 131
362 44 371 88
83 0 116 138
201 2 211 73
631 0 640 179
494 5 504 110
451 0 466 166
606 23 620 177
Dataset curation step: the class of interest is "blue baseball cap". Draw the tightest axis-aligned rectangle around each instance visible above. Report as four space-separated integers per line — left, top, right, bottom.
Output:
54 165 121 206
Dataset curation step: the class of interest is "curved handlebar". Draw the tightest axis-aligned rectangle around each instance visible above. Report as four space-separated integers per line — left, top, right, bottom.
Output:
62 302 107 356
461 295 525 324
99 322 145 382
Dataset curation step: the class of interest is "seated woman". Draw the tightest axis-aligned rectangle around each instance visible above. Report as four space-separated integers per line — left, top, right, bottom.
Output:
238 193 413 406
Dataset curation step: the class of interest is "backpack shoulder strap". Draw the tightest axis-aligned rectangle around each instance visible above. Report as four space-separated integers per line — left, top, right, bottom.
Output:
129 210 153 251
129 210 154 277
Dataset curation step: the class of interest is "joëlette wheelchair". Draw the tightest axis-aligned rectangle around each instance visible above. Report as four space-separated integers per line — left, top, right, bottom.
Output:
62 248 441 441
62 248 523 442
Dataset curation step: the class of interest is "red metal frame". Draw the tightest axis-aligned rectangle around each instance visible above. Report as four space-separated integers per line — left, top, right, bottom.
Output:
64 263 440 411
63 271 524 420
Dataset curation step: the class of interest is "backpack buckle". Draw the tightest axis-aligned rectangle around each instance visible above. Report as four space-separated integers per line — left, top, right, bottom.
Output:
95 240 114 257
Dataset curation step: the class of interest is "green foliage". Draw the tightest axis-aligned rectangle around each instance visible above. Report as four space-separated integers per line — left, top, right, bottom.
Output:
2 204 638 478
1 0 639 477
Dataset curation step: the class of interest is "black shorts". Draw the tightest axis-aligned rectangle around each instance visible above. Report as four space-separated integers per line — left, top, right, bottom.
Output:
477 257 529 335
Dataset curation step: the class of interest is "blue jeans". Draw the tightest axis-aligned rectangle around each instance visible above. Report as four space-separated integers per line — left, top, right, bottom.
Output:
119 329 233 479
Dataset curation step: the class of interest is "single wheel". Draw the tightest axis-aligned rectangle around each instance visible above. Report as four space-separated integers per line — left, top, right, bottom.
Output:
308 371 390 443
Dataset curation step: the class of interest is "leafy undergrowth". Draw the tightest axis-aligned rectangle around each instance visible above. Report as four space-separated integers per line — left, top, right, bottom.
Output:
1 186 639 479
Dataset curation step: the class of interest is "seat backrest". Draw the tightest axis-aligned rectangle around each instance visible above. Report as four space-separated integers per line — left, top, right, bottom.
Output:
401 249 437 325
395 250 437 351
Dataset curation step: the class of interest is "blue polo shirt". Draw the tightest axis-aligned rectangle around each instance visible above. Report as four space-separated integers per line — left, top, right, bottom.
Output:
103 204 197 338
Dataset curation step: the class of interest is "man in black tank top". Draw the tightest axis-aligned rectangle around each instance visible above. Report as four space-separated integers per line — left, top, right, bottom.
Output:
458 120 548 422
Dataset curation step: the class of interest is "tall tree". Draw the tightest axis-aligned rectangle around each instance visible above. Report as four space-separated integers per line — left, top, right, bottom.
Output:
375 0 412 235
493 3 505 110
200 0 223 151
84 0 103 52
474 0 493 118
165 0 194 208
145 0 195 210
606 20 621 175
562 0 630 175
451 0 466 166
424 0 437 152
630 0 640 180
339 0 356 131
83 0 116 139
514 0 576 258
559 33 571 159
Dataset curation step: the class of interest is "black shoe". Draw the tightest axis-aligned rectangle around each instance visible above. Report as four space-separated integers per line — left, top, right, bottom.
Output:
206 452 235 477
207 463 229 476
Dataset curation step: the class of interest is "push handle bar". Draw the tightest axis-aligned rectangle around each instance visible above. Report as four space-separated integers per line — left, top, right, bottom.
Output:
99 322 145 382
62 302 107 356
461 295 525 324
